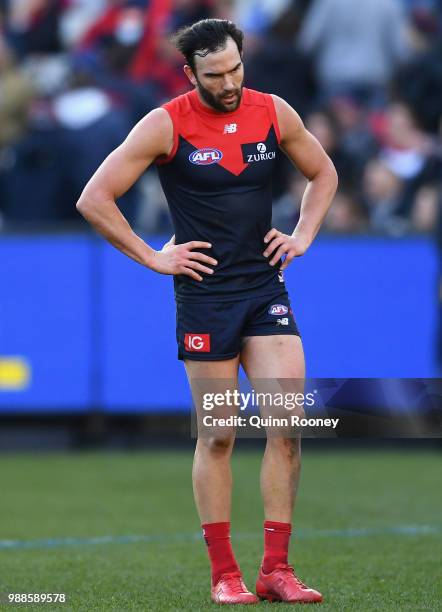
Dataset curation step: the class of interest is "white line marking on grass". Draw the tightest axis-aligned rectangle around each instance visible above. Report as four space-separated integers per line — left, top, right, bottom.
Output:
0 525 440 551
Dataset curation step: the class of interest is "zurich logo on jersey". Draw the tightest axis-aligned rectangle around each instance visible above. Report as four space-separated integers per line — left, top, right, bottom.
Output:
268 304 288 316
189 147 223 165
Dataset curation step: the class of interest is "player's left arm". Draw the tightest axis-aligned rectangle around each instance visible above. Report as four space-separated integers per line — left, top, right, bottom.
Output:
264 95 338 270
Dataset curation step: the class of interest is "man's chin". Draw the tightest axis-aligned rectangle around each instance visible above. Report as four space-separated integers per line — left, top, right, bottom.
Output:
219 96 240 112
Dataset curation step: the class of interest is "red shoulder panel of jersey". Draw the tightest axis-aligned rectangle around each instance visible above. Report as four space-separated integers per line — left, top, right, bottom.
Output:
157 88 281 175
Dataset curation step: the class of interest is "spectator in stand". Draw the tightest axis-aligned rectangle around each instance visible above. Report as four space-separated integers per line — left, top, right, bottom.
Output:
410 184 440 233
380 103 430 178
234 0 291 37
0 33 64 226
323 190 367 233
305 110 367 191
59 0 108 49
74 3 160 124
0 36 34 149
394 39 442 134
244 2 316 119
120 0 213 100
376 102 434 216
134 0 215 101
362 159 408 235
298 0 411 106
6 0 64 58
53 66 139 222
74 0 215 114
401 0 441 51
328 96 378 181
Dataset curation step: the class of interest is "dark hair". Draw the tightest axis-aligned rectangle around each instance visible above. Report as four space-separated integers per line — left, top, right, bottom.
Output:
172 19 244 72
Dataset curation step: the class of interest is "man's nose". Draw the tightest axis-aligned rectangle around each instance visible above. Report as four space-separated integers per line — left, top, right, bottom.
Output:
223 76 235 91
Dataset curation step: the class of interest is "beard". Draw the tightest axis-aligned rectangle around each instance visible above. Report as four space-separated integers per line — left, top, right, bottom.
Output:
196 78 243 113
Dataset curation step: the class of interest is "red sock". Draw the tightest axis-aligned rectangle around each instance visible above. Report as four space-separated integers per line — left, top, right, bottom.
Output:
262 520 291 574
202 522 240 585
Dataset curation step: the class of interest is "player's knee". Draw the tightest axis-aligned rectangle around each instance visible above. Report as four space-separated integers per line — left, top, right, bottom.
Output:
200 434 235 455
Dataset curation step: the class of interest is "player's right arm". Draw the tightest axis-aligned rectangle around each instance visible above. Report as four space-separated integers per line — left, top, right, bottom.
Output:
76 108 217 281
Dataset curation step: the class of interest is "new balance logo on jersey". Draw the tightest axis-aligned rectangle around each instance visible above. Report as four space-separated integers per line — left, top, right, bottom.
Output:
184 333 211 352
224 123 237 134
244 142 276 163
276 318 289 326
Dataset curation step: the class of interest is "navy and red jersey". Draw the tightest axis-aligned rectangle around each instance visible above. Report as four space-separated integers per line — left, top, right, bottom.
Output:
156 87 285 302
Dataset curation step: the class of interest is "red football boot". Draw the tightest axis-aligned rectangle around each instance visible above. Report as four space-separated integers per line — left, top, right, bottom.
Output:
212 571 259 605
256 563 323 603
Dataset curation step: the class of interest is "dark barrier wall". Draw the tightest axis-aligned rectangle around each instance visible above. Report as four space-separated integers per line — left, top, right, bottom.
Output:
0 235 439 412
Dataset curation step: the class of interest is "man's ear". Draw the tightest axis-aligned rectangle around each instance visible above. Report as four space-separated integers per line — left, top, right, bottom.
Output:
183 64 197 86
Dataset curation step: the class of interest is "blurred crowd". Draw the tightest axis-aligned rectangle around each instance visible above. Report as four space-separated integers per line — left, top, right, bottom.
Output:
0 0 441 237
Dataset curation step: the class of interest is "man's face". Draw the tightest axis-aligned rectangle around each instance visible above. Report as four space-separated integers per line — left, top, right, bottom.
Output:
185 37 244 113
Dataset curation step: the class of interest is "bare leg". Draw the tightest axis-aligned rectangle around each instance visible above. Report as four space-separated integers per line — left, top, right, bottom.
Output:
185 357 240 523
240 335 305 522
260 437 301 523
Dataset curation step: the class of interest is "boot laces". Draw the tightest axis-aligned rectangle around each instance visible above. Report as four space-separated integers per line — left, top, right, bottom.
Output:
275 563 307 588
221 572 247 593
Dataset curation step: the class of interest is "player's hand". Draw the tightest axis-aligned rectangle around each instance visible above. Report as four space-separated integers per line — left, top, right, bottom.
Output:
263 229 310 271
150 236 217 281
161 234 176 251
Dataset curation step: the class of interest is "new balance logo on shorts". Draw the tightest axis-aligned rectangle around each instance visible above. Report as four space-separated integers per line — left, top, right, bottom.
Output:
184 333 211 352
277 318 289 326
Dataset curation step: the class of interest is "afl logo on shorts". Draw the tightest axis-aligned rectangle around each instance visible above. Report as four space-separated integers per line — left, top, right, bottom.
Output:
184 333 211 352
268 304 288 316
189 148 223 165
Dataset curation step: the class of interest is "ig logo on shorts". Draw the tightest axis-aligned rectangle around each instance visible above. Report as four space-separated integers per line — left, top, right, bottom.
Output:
184 333 211 352
268 304 288 316
189 148 223 165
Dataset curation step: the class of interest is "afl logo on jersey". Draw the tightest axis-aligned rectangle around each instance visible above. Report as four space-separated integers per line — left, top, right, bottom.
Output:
189 148 223 165
268 304 288 316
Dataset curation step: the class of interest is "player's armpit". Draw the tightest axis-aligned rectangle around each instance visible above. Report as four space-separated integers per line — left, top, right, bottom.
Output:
271 94 336 181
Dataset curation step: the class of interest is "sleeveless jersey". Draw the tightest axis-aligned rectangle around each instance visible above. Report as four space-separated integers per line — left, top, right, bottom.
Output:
156 87 284 302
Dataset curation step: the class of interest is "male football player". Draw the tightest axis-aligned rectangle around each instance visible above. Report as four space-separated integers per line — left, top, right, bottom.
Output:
77 18 337 605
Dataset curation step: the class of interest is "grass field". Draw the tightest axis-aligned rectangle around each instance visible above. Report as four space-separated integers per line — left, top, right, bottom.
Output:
0 448 441 611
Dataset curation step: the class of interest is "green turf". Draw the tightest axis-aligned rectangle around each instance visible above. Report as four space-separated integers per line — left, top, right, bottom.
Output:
0 448 441 611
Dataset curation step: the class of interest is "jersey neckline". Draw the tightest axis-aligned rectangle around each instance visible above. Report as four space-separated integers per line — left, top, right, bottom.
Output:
189 88 246 118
